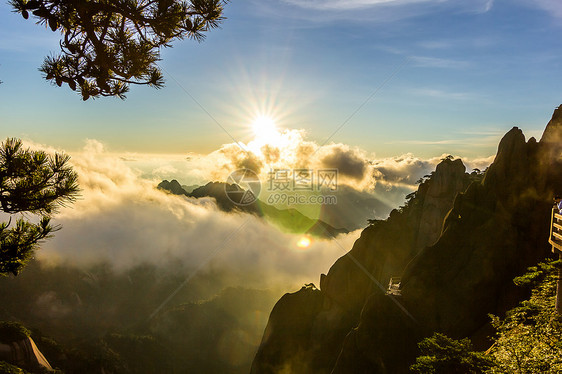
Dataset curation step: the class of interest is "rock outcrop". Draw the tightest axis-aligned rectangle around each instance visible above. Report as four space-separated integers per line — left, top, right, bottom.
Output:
251 285 324 374
251 158 471 373
0 336 53 372
415 158 467 249
251 106 562 374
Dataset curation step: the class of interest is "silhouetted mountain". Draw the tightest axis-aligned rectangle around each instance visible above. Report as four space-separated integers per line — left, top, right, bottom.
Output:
159 180 348 238
157 179 188 196
158 179 392 233
251 106 562 374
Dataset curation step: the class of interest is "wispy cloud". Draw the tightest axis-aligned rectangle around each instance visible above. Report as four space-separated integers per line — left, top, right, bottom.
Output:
529 0 562 19
417 36 499 50
483 0 494 13
280 0 434 11
411 56 471 69
459 129 505 136
254 0 497 23
394 139 463 145
388 130 504 151
417 40 455 50
409 88 475 100
277 0 495 15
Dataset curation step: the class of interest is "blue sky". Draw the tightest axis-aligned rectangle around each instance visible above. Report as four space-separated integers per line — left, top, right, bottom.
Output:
0 0 561 159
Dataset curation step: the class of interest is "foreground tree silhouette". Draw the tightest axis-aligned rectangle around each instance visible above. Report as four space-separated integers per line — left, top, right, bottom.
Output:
0 138 79 276
9 0 228 100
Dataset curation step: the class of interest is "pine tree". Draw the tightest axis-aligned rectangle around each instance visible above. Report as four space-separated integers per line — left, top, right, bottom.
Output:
410 333 493 374
9 0 228 100
488 259 562 373
0 138 79 276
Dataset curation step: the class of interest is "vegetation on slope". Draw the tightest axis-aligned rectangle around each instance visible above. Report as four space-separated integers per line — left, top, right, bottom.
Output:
410 257 562 374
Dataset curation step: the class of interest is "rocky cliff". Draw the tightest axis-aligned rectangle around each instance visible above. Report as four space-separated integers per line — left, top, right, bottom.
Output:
251 155 472 374
251 106 562 374
0 322 53 373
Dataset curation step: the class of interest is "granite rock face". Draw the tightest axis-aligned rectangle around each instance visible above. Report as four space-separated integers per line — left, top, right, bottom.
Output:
251 162 471 374
415 158 466 250
0 336 53 372
252 107 562 374
250 285 324 374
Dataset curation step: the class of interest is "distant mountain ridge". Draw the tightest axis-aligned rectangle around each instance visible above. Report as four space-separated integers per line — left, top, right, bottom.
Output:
158 179 187 196
157 180 348 238
250 106 562 374
158 180 395 232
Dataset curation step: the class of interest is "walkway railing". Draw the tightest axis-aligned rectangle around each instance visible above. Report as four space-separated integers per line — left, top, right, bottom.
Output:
549 207 562 314
549 207 562 253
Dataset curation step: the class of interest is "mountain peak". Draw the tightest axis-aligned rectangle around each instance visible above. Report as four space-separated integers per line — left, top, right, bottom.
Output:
540 105 562 144
251 109 562 374
157 179 187 195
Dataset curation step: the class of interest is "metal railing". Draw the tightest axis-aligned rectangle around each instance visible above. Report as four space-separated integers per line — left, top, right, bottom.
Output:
550 207 562 253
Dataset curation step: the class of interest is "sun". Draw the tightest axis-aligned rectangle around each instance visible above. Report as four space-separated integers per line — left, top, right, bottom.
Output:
296 236 312 249
251 116 279 144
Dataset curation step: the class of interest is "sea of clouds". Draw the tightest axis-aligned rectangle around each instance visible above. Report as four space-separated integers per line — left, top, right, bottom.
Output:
18 131 493 291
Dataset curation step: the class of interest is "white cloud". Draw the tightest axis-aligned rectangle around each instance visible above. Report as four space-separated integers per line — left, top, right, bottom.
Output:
32 140 360 289
16 136 496 292
372 153 438 188
463 155 495 172
372 152 494 189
